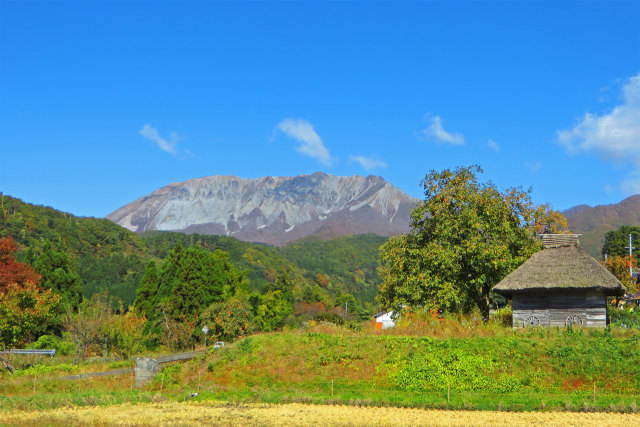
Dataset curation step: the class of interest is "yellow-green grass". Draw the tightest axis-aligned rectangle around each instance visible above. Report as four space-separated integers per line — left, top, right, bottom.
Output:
2 401 640 426
1 325 639 413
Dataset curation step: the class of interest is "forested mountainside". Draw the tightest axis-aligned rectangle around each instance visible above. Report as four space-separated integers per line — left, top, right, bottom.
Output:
564 195 640 257
278 234 387 304
140 232 385 305
0 195 144 258
1 195 385 312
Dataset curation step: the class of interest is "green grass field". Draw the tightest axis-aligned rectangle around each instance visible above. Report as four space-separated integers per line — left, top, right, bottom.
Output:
2 321 639 414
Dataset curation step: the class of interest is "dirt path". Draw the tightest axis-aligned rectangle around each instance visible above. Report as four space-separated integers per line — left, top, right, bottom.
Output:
2 401 638 426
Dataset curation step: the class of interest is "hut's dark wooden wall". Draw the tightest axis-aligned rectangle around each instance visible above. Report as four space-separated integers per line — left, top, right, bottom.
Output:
512 290 607 328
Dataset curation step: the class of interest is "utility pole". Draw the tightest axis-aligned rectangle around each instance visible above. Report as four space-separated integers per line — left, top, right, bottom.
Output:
345 301 348 320
626 234 635 278
202 325 209 348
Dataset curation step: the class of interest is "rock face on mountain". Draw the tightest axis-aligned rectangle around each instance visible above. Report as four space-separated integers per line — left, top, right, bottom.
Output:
564 194 640 257
107 172 419 245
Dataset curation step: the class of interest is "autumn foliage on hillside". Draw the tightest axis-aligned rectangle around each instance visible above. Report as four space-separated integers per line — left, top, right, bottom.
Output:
0 236 40 290
0 236 60 346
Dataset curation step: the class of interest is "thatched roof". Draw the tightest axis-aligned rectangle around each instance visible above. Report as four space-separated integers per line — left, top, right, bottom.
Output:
493 243 626 297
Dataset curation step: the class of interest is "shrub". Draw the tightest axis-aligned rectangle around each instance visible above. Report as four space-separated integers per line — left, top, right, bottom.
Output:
394 349 497 391
18 363 75 376
609 304 640 329
197 298 254 343
238 337 253 353
29 334 75 356
315 312 345 325
491 306 513 327
98 310 147 359
161 364 182 385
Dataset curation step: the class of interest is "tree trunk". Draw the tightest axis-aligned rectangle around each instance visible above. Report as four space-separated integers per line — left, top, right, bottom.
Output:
481 292 491 323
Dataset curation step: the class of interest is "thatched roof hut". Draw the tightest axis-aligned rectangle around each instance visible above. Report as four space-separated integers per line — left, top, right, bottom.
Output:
494 234 625 328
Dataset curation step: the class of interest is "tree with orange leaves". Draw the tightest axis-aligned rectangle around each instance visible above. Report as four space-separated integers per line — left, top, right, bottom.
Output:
0 236 60 346
0 236 40 290
602 255 639 294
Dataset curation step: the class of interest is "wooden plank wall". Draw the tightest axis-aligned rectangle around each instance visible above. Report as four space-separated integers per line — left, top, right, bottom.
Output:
512 290 606 328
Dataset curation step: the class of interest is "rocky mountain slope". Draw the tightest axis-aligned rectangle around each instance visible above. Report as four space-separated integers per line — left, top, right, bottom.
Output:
107 172 419 245
564 194 640 257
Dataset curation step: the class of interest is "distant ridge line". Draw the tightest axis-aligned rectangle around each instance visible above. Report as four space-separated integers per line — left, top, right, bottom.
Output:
107 172 419 246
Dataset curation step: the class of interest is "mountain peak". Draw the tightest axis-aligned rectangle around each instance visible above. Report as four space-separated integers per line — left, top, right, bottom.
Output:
107 173 418 245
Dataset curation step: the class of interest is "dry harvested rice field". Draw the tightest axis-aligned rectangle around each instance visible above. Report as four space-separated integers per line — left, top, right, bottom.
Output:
1 402 639 426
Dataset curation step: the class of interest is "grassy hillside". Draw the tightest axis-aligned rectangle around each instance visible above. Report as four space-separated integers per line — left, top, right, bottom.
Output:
2 325 639 413
196 328 640 408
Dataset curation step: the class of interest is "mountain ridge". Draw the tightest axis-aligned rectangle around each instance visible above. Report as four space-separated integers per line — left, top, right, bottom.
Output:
564 194 640 257
107 172 419 245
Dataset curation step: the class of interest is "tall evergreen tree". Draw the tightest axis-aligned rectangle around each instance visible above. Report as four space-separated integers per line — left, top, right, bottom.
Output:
168 247 246 321
263 272 295 304
33 241 82 311
134 260 159 319
602 226 640 261
154 242 184 305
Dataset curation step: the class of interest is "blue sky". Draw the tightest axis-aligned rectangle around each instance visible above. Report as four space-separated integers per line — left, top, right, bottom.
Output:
1 1 639 218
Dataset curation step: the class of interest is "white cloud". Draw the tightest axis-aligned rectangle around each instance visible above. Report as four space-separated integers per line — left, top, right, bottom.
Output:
276 118 333 165
422 115 465 145
557 72 640 196
349 154 388 171
140 124 178 155
557 73 640 166
487 139 500 152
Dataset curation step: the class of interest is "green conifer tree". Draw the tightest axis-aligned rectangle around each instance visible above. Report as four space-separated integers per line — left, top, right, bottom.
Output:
134 260 159 319
33 241 83 311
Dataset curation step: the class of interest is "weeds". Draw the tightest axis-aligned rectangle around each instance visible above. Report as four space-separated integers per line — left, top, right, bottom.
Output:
1 322 639 414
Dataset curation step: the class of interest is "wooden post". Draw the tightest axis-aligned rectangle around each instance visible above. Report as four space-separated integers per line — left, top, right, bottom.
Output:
33 375 36 393
161 374 164 391
447 384 450 404
130 372 134 392
331 379 334 396
593 382 596 403
198 372 201 392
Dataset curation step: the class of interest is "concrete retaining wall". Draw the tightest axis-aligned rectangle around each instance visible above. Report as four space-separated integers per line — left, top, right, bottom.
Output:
135 357 158 387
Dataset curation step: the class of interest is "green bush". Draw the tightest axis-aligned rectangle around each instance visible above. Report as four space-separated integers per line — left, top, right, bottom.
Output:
197 298 254 343
161 364 182 385
393 348 514 392
18 363 76 376
29 334 75 356
238 337 253 353
609 304 640 328
315 312 345 325
490 306 512 327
